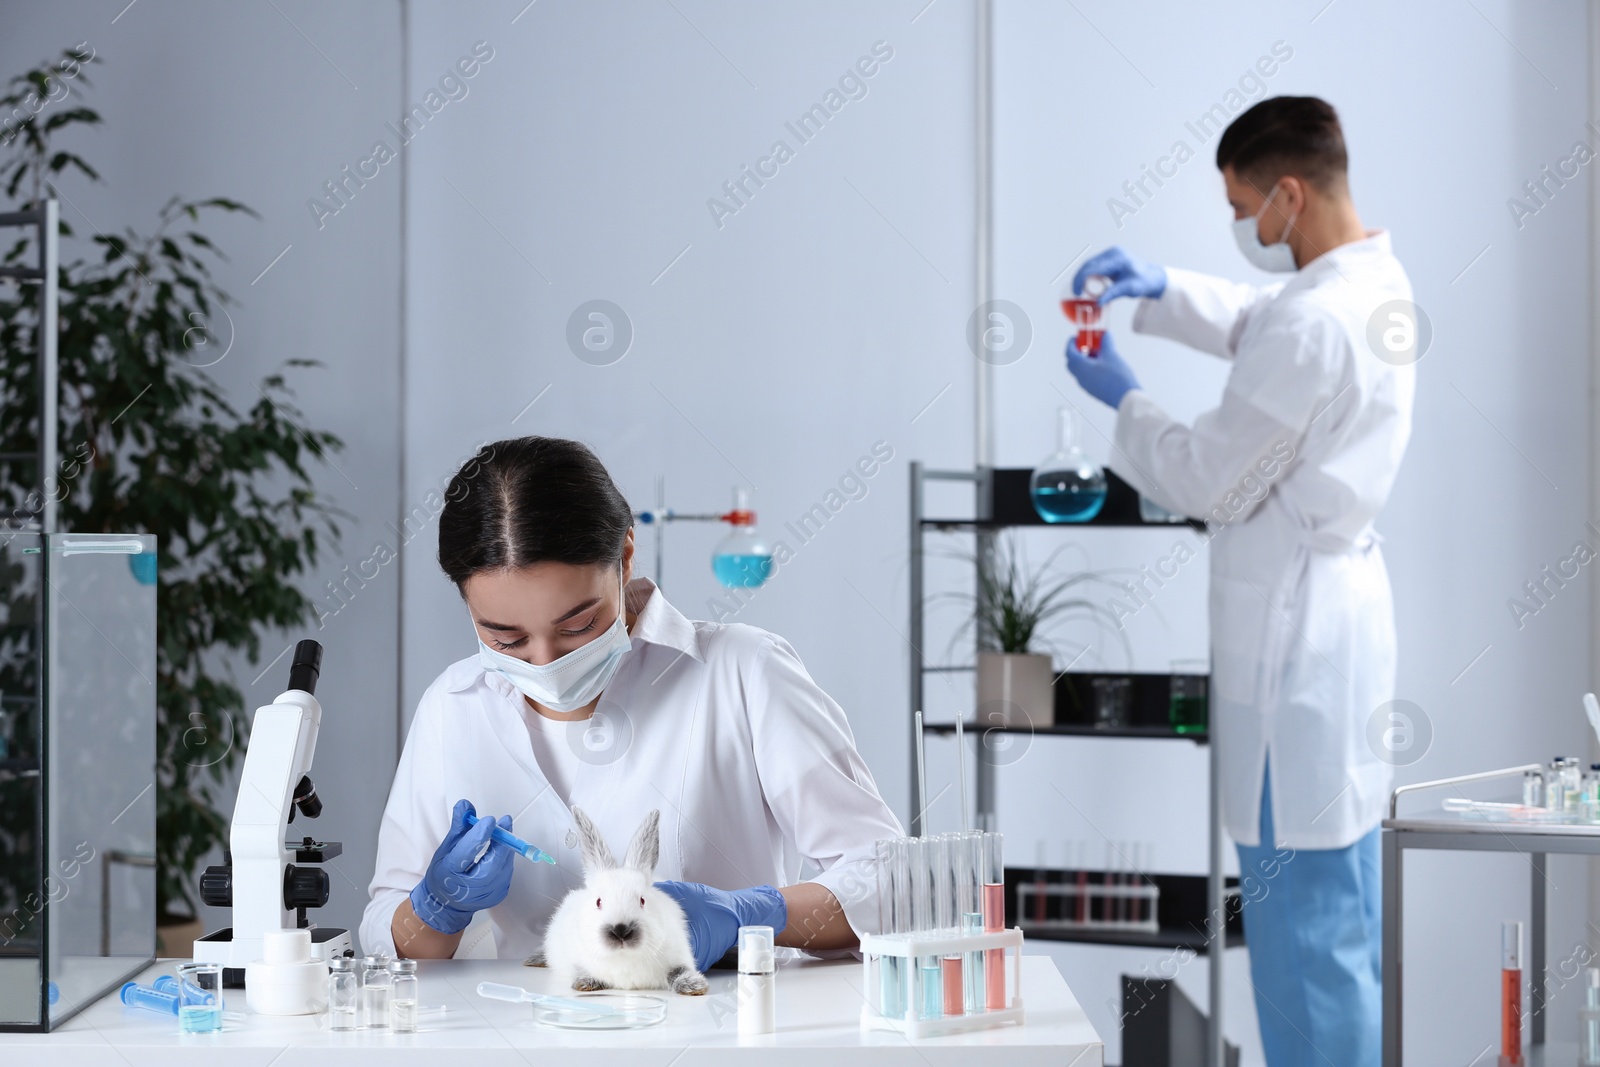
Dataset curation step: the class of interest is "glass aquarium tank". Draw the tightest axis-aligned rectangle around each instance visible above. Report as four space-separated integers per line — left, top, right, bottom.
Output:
0 533 157 1031
1029 408 1107 523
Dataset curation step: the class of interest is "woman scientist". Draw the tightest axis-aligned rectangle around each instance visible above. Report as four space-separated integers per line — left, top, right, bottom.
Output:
360 436 903 967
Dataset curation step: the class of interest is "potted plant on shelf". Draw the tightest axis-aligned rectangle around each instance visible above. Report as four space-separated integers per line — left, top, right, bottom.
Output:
0 48 344 954
941 533 1126 729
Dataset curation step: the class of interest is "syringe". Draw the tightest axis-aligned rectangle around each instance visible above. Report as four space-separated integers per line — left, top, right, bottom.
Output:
464 812 556 865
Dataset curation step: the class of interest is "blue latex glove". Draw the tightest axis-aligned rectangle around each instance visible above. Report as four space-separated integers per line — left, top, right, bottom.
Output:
409 799 516 935
654 880 788 972
1074 245 1167 305
1066 331 1140 410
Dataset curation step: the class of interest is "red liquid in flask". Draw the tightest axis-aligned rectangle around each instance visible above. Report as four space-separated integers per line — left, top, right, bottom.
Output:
1060 298 1104 355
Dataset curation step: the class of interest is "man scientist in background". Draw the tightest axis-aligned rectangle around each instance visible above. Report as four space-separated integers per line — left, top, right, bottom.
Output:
1065 96 1415 1065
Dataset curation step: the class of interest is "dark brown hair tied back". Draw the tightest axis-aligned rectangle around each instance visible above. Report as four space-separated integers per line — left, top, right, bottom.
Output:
437 436 633 587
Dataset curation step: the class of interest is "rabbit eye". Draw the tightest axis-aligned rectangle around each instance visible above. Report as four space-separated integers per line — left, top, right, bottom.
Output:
595 897 601 909
639 896 645 908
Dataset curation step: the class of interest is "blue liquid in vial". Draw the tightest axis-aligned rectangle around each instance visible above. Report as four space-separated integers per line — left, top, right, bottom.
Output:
713 553 773 589
879 956 905 1019
179 1004 223 1033
919 963 942 1019
1031 483 1107 523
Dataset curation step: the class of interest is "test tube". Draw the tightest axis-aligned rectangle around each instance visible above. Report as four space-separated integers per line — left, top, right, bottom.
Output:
1032 841 1048 924
875 838 906 1019
909 837 941 1019
936 834 963 1016
957 830 985 1013
982 831 1006 1010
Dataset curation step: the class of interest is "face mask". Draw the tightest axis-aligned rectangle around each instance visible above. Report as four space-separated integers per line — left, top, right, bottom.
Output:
1231 183 1299 273
476 570 633 713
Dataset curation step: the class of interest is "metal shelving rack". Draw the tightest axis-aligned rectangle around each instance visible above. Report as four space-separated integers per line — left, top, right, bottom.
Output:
908 460 1236 1067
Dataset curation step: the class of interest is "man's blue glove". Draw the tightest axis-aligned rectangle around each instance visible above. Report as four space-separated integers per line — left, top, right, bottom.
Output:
1074 246 1167 305
654 880 788 972
409 799 516 935
1066 331 1140 410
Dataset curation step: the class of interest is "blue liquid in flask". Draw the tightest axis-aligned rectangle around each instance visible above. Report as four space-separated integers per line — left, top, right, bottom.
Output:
713 553 772 588
1031 475 1106 523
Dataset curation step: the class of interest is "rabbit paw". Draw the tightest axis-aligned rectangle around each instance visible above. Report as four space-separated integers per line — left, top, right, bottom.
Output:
523 951 546 968
668 966 708 996
572 972 612 992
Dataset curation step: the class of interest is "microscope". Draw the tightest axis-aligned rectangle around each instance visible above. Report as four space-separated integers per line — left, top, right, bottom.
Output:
193 640 354 984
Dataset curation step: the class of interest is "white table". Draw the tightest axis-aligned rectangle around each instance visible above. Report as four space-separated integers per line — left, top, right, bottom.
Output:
0 955 1103 1066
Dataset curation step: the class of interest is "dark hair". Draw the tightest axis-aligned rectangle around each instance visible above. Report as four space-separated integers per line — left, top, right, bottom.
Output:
1215 96 1347 193
437 436 633 587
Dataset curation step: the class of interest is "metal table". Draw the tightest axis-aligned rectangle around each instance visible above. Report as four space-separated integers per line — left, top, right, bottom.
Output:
1382 765 1592 1066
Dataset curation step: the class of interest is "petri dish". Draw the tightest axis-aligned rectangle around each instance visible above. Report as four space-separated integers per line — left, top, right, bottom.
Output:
530 992 668 1031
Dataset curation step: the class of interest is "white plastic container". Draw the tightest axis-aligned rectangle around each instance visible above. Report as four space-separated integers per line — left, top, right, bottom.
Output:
244 928 329 1016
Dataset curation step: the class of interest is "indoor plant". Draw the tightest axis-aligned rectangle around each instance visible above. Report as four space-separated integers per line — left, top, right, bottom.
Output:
942 533 1126 728
0 47 344 950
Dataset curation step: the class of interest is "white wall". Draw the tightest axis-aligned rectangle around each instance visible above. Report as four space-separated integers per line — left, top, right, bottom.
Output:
0 0 404 945
399 0 977 842
992 0 1592 1063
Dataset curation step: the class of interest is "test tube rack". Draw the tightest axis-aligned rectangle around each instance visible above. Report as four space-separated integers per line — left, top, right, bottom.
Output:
859 927 1025 1038
1015 878 1160 933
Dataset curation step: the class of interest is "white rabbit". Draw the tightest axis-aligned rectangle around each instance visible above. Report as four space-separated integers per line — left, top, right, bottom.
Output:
527 807 708 995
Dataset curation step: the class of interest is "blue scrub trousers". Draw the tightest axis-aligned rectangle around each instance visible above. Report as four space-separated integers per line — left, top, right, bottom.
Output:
1235 765 1382 1067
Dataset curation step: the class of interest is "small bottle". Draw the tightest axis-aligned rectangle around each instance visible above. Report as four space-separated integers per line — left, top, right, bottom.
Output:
1581 967 1600 1067
1548 760 1567 813
388 959 418 1033
737 925 775 1035
327 958 357 1031
1503 921 1523 1067
1566 758 1585 812
360 953 391 1029
1523 769 1545 809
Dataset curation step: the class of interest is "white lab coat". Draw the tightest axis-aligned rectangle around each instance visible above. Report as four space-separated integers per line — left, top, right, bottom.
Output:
360 577 904 958
1113 231 1415 849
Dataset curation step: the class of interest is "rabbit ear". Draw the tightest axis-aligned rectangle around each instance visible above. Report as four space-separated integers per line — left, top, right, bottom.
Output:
622 809 661 877
571 807 615 872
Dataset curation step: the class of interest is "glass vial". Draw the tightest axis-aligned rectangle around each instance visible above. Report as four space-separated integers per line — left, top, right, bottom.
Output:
1503 921 1523 1067
1523 769 1544 808
875 838 908 1019
982 831 1006 1011
956 830 985 1013
360 953 391 1029
327 957 357 1031
934 834 964 1017
1580 967 1600 1067
388 958 418 1033
908 837 941 1019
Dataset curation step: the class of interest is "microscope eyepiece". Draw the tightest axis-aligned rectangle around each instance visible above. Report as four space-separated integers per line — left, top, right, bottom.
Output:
288 640 322 695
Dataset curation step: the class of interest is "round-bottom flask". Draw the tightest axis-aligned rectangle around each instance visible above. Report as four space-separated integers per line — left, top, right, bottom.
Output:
1030 407 1106 523
712 487 773 588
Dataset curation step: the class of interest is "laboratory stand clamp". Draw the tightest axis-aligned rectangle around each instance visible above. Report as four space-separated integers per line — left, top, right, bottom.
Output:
192 640 353 985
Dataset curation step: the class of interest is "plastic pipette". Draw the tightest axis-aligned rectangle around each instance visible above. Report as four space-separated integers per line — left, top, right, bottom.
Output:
464 813 556 865
476 981 619 1017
